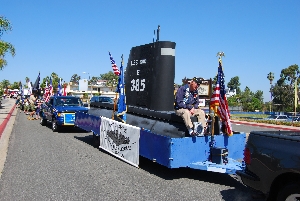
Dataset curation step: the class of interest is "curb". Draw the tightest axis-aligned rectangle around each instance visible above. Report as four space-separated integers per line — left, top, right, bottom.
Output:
0 104 16 139
0 103 17 178
231 120 300 131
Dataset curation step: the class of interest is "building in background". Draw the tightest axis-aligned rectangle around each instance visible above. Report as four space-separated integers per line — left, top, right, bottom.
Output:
65 80 117 99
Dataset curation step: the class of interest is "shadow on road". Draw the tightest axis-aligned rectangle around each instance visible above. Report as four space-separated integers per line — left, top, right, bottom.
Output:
74 135 95 147
44 123 90 133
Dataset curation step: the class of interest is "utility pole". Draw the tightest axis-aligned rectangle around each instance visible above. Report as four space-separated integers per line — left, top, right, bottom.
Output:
267 72 274 112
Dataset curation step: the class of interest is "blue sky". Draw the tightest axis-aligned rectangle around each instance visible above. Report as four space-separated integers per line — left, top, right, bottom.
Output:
1 0 299 102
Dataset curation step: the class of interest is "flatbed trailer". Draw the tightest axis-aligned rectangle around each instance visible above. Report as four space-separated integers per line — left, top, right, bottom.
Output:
75 35 246 174
75 108 246 174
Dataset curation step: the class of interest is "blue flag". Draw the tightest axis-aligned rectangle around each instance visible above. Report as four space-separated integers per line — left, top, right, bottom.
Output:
57 78 62 96
116 56 127 123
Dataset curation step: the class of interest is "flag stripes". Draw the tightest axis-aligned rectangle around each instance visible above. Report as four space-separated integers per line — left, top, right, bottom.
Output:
109 52 120 76
210 59 232 136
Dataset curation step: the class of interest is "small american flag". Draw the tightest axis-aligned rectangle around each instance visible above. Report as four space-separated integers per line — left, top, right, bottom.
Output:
210 58 232 136
43 78 53 102
109 52 120 76
63 84 67 96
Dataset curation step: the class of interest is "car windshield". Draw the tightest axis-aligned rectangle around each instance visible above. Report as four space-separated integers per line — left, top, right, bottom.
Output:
101 97 112 102
267 115 276 119
55 97 83 106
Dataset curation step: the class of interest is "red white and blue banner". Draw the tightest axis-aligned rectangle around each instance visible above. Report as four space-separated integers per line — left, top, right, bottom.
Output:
100 117 140 167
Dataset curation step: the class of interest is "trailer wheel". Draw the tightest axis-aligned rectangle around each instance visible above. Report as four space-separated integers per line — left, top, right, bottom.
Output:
52 119 59 132
276 182 300 201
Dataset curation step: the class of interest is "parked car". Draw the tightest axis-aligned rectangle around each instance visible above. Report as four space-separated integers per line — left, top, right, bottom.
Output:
287 116 300 122
264 115 288 121
90 96 113 104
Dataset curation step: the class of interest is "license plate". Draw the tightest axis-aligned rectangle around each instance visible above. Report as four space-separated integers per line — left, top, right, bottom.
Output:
64 113 75 125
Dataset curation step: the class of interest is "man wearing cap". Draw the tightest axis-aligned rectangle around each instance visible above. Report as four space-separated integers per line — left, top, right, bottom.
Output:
174 77 206 136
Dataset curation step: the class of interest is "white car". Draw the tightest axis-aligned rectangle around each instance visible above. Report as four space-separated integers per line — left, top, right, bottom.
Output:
264 115 288 121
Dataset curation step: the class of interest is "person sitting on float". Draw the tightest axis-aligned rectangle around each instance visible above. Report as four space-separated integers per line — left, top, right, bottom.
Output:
174 77 206 136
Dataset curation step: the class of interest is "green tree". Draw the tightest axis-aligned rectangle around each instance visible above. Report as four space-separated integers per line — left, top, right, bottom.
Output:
1 79 10 94
271 64 299 112
227 95 240 107
212 74 218 89
99 71 119 86
0 16 16 70
10 81 19 89
89 76 99 85
253 90 264 102
40 76 50 89
227 76 241 94
40 73 63 94
248 97 263 112
70 74 81 84
239 86 252 111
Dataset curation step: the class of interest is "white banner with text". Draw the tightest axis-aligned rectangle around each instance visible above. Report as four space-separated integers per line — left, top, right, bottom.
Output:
100 117 140 167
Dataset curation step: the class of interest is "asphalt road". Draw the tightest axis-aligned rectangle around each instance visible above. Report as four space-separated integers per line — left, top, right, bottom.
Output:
0 110 268 201
232 122 280 133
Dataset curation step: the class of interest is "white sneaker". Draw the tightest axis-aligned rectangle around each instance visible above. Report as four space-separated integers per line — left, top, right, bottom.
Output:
193 122 204 136
189 128 194 135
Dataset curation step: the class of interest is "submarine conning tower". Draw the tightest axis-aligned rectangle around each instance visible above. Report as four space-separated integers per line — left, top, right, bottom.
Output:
125 41 176 111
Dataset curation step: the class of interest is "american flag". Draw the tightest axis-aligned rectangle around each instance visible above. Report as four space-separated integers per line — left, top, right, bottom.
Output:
63 83 67 96
44 78 53 102
210 58 232 136
109 52 120 76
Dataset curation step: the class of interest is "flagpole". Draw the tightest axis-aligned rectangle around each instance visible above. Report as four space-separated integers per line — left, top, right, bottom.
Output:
295 78 298 116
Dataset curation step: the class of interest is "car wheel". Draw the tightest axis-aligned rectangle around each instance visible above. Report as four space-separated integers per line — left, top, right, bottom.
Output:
52 119 59 132
276 182 300 201
40 117 47 126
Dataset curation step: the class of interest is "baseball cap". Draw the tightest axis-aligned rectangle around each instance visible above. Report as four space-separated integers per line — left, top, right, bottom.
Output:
192 77 202 85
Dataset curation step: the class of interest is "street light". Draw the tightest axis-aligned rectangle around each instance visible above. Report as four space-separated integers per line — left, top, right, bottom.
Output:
82 72 92 101
267 72 275 112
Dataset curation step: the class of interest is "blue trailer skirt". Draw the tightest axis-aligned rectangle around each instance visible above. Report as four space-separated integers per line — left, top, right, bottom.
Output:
139 129 246 174
75 111 246 174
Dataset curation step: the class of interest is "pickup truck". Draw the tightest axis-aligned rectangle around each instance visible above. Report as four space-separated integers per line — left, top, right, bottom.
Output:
236 131 300 201
40 96 89 132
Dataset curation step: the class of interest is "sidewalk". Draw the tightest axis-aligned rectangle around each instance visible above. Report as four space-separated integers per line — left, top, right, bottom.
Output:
0 98 17 138
0 98 17 177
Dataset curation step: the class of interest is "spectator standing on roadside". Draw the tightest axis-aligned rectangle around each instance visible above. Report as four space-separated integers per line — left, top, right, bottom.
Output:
28 94 37 120
35 99 42 119
24 99 29 115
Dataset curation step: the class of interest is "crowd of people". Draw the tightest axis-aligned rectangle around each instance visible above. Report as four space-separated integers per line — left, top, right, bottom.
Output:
15 94 43 120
